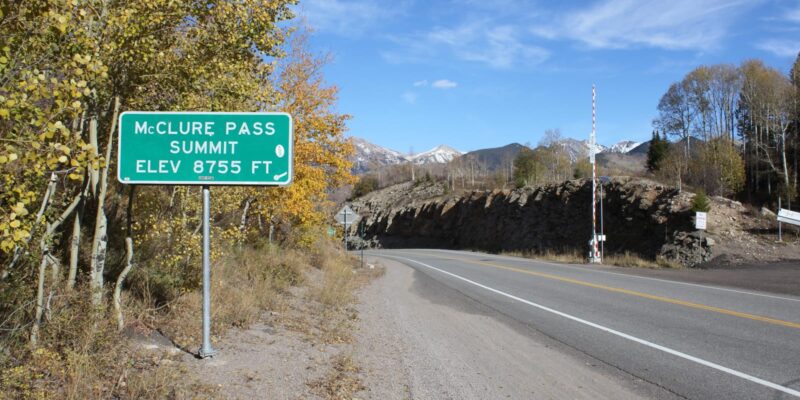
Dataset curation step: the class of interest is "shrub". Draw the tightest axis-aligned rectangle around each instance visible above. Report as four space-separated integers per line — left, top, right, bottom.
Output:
691 190 711 212
351 176 379 198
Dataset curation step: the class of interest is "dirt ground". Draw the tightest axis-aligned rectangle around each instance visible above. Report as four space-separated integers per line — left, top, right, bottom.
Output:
131 266 375 400
703 195 800 265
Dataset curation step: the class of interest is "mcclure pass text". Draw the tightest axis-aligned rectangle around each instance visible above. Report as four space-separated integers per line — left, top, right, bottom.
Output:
117 112 293 185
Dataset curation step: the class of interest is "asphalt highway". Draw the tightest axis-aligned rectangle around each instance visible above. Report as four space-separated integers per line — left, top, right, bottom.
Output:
367 249 800 399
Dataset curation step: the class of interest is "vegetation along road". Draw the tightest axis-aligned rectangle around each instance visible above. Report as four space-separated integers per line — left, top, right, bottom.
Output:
366 249 800 400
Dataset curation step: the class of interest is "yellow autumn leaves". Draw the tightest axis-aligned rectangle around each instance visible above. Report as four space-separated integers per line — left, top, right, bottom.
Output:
1 0 353 270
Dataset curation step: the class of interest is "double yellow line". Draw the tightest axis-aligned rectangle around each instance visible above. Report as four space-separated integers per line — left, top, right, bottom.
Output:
424 253 800 330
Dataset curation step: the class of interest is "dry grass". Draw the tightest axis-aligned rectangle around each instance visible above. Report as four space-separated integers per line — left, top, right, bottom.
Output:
0 289 205 400
502 249 586 264
119 354 217 399
312 260 356 308
157 244 305 350
605 252 682 269
283 243 384 345
502 249 682 269
308 354 365 400
0 237 379 400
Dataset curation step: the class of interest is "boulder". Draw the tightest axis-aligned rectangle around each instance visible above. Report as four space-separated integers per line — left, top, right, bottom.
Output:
659 231 714 268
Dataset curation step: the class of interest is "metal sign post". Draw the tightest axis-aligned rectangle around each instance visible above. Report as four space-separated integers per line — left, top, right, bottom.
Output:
779 198 783 242
359 224 365 268
117 111 293 359
200 185 215 358
335 205 359 251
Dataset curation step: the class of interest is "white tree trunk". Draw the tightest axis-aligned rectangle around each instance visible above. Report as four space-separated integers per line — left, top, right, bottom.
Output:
782 128 791 207
88 117 100 196
30 192 84 346
89 97 120 306
30 239 50 346
239 198 251 232
113 237 134 331
67 207 82 290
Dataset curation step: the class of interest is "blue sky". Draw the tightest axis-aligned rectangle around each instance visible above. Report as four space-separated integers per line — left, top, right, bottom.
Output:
294 0 800 153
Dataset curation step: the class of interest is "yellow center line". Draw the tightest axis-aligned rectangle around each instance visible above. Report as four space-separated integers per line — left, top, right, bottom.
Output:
421 253 800 330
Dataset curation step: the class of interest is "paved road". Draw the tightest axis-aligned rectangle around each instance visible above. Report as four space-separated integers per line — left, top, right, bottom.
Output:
366 249 800 400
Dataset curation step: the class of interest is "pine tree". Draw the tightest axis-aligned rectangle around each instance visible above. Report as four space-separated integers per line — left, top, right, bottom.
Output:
647 130 668 172
691 189 712 212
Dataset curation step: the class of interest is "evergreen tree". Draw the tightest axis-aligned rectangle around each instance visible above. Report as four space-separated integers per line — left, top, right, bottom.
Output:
647 130 668 172
513 147 543 188
691 189 712 212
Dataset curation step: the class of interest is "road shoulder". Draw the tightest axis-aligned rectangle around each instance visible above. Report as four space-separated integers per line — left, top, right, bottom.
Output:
353 257 678 400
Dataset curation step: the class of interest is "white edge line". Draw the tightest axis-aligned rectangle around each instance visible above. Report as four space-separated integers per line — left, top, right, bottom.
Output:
414 249 800 303
382 254 800 398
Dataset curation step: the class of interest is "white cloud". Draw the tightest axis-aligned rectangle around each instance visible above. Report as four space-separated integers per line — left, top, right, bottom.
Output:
402 91 418 104
413 80 429 87
757 39 800 58
295 0 407 35
534 0 759 50
788 6 800 22
431 79 458 89
384 20 549 69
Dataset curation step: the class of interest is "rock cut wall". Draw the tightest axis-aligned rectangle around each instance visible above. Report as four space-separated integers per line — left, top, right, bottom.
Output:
351 178 696 260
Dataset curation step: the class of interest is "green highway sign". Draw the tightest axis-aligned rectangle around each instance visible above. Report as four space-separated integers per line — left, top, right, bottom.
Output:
117 112 292 185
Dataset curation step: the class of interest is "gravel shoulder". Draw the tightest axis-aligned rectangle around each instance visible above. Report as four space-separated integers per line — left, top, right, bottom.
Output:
181 313 342 400
169 268 361 400
353 257 677 400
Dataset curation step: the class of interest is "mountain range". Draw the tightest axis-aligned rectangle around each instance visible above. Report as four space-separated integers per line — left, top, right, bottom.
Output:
350 136 647 174
352 138 463 173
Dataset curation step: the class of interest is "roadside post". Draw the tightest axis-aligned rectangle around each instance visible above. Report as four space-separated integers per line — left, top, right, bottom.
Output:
599 176 610 258
359 223 365 268
335 205 359 251
117 111 293 359
778 198 782 242
588 84 601 264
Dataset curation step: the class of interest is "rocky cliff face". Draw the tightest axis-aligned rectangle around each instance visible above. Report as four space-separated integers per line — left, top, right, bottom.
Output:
351 178 704 264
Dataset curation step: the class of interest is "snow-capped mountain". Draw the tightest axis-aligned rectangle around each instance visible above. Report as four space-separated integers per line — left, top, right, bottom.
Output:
606 140 642 154
351 137 408 173
558 138 607 162
351 136 644 175
351 138 463 173
409 145 463 165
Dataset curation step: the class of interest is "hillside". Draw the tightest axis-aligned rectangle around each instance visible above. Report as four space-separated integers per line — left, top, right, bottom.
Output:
349 179 799 268
458 143 526 171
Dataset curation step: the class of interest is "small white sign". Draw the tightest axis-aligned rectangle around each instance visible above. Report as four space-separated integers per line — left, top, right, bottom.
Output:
778 208 800 227
588 235 606 245
695 212 707 230
335 205 359 226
